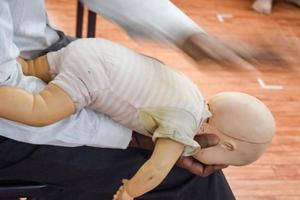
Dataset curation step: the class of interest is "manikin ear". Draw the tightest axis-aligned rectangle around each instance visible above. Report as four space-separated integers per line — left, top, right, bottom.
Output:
220 141 236 151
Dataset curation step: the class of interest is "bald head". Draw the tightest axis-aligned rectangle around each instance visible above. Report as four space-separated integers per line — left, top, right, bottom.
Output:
208 92 275 143
194 92 276 166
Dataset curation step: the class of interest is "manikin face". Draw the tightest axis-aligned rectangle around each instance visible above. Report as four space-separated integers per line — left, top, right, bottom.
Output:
193 121 269 166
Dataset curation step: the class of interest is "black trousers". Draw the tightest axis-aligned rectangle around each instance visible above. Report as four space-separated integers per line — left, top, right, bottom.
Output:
0 31 235 199
0 136 235 200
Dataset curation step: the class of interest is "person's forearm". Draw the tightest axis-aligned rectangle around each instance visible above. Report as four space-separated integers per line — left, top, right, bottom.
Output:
0 0 20 84
80 0 204 46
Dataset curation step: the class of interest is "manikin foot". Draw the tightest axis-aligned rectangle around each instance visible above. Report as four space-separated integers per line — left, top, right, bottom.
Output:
252 0 273 15
286 0 300 7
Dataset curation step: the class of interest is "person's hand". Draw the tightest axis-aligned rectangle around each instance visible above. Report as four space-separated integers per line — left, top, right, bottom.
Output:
113 180 134 200
182 33 254 70
176 134 228 177
182 32 284 70
129 131 155 151
129 132 228 177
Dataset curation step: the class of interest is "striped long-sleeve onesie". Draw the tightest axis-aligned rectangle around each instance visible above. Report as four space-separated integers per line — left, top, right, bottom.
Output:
47 38 211 155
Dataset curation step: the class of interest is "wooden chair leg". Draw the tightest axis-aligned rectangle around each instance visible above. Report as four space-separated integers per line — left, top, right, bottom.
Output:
76 1 84 38
87 10 97 38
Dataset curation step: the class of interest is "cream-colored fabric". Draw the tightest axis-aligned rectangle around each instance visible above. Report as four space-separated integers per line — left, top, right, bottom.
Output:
139 107 200 156
47 38 211 156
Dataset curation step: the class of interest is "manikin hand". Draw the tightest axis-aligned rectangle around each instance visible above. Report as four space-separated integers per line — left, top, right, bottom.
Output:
129 132 228 177
113 180 133 200
182 32 284 70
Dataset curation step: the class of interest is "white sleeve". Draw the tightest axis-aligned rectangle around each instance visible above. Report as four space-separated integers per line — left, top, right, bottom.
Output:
8 0 59 59
0 0 20 84
0 107 132 149
80 0 204 46
0 0 132 149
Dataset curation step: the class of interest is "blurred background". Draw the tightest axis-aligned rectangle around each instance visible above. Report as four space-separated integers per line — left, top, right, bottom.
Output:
46 0 300 199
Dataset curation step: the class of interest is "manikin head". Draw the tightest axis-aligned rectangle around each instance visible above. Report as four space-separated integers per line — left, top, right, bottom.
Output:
194 92 275 166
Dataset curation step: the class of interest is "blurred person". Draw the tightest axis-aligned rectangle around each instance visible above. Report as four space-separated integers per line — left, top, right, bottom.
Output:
252 0 300 15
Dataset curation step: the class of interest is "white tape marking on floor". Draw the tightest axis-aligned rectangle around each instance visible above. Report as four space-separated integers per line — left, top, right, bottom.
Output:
257 78 284 90
217 14 233 22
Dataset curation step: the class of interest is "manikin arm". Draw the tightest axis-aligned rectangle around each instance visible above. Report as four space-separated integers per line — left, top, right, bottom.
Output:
113 138 185 200
17 56 52 83
0 84 75 126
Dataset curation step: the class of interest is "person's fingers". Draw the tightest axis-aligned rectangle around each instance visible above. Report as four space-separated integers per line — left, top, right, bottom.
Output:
184 33 256 70
252 48 287 66
213 164 229 170
202 164 228 177
177 156 228 177
202 165 215 177
177 156 205 176
194 134 220 148
224 40 287 67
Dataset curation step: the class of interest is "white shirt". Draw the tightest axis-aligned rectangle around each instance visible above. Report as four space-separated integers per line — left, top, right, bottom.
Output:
0 0 131 148
0 0 203 148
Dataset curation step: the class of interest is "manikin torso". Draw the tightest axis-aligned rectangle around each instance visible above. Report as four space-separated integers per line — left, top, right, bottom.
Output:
47 38 211 155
